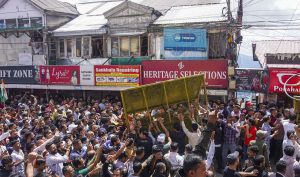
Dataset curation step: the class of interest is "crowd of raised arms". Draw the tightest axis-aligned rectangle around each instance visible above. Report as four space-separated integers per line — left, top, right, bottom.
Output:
0 92 299 177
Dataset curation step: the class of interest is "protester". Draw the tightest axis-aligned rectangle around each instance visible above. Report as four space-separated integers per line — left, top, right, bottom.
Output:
0 92 297 177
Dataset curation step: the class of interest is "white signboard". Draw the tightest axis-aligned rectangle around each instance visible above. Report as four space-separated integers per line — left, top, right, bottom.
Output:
19 53 32 65
80 65 94 86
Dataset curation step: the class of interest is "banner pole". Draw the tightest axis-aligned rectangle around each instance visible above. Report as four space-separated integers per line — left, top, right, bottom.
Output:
195 76 203 123
184 78 192 118
203 77 208 106
141 87 151 123
163 82 172 123
120 91 129 128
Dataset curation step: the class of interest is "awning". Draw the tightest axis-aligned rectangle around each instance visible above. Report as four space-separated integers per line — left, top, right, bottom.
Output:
53 29 106 37
110 31 147 36
6 84 132 91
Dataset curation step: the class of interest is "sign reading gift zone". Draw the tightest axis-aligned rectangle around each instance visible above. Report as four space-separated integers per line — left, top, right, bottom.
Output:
269 68 300 94
142 60 228 88
94 65 141 87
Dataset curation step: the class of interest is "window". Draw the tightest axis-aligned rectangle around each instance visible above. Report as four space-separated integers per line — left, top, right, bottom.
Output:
31 17 43 27
82 37 90 56
92 38 103 58
141 36 148 56
111 36 148 57
18 18 30 28
66 39 72 58
130 36 139 56
76 38 81 57
120 37 129 56
111 37 119 57
0 20 5 29
6 19 16 28
59 39 64 57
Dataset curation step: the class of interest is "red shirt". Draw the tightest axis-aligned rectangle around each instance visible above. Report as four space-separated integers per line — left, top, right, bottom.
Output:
244 126 257 146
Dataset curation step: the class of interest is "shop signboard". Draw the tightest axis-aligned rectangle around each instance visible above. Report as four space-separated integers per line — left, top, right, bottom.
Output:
142 60 228 89
163 28 208 59
0 66 39 84
94 65 140 86
80 66 94 86
266 53 300 65
269 68 300 94
39 66 80 85
235 69 269 92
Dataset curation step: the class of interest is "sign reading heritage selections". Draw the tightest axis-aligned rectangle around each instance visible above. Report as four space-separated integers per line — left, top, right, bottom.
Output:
0 66 39 84
39 66 80 85
94 65 140 87
269 68 300 94
142 60 228 88
235 69 269 92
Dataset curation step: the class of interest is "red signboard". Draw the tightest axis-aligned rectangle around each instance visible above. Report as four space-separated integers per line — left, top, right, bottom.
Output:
142 60 228 88
40 66 80 85
269 68 300 94
94 65 140 86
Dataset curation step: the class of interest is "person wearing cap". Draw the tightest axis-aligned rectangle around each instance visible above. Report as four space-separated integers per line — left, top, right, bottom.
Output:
223 151 258 177
11 139 25 177
249 130 270 170
280 146 300 177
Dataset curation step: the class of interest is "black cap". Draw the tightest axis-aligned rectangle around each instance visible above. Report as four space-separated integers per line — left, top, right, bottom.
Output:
152 145 163 153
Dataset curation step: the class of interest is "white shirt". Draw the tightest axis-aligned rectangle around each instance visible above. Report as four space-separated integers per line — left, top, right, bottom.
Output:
283 121 296 140
164 152 184 168
181 121 201 148
46 153 69 177
11 149 25 177
282 139 300 158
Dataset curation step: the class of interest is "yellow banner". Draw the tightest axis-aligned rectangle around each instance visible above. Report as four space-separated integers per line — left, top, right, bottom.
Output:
121 74 205 114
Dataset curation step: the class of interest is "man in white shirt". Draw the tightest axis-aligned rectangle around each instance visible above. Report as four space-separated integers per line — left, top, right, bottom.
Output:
11 140 25 177
283 115 297 140
282 130 300 158
164 142 184 172
46 142 71 177
178 114 201 148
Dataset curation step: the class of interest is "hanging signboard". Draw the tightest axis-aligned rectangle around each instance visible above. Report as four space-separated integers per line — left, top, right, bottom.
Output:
94 65 141 87
40 66 80 85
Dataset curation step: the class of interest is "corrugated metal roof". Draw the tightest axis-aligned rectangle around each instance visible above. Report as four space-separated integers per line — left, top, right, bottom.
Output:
89 1 123 15
29 0 78 15
131 0 221 13
53 14 107 36
53 1 123 36
154 3 227 25
253 40 300 68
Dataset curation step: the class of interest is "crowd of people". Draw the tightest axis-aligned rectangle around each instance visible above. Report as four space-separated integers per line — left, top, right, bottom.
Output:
0 92 299 177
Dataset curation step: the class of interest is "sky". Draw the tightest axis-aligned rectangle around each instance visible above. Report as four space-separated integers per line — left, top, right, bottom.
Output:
238 0 300 67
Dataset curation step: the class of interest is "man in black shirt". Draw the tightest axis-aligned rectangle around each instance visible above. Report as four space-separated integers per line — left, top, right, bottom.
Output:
224 152 258 177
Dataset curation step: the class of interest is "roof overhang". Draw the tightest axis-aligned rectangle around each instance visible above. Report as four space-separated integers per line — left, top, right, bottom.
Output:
53 29 106 37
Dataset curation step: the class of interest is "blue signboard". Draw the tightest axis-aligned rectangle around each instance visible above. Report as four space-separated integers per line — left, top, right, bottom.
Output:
164 28 207 52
